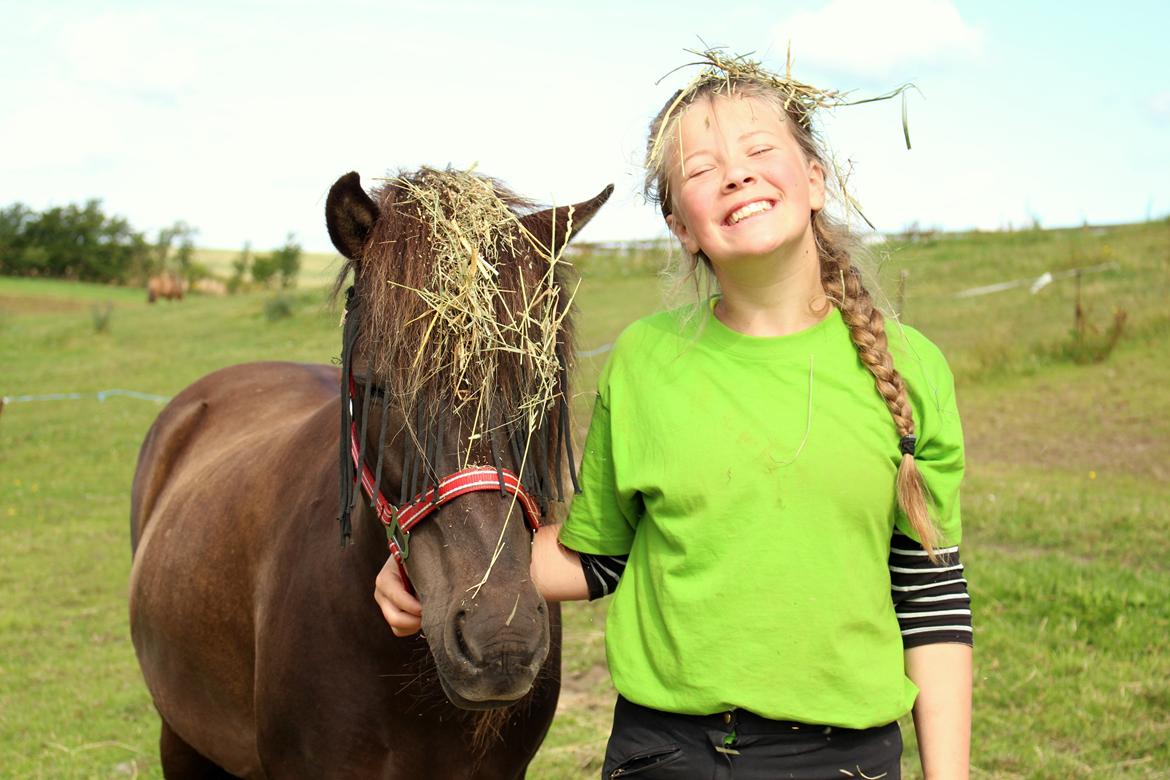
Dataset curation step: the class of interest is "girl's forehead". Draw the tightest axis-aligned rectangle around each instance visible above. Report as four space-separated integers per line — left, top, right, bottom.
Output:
675 93 792 141
666 93 795 162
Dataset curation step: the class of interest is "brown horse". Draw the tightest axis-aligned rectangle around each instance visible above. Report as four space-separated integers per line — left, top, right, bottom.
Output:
147 273 185 303
129 168 611 778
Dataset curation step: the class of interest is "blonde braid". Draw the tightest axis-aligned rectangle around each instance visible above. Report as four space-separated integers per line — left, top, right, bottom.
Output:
814 218 941 560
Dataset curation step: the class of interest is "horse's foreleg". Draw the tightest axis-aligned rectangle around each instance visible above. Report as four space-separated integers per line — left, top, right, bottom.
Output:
159 719 243 780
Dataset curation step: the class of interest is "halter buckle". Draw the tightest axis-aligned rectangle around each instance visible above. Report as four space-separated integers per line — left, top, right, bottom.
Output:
386 504 409 561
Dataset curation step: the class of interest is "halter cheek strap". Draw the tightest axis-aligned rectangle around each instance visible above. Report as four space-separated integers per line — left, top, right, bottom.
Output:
348 424 542 592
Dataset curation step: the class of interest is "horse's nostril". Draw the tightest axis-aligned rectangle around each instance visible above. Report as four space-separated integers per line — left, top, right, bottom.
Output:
453 611 479 665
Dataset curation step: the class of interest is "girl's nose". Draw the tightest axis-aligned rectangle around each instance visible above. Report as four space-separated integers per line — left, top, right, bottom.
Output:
722 167 755 191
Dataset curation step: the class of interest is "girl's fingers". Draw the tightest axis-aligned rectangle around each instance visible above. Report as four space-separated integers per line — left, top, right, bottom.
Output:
374 558 423 613
377 596 423 637
374 558 423 636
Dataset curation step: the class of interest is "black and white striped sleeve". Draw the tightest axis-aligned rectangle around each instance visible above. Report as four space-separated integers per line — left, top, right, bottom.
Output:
579 552 628 601
890 531 973 648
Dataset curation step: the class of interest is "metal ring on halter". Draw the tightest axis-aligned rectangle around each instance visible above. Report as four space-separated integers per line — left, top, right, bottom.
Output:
386 505 409 561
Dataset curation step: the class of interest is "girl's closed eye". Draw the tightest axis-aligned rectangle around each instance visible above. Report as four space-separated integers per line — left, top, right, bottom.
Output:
748 146 774 156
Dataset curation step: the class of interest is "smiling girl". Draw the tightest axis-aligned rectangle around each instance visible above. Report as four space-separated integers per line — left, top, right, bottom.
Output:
377 53 972 779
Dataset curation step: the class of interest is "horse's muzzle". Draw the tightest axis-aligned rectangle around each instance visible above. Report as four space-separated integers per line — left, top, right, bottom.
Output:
431 599 550 709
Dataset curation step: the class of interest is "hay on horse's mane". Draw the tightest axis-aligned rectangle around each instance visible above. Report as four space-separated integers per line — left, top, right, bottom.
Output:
340 167 576 472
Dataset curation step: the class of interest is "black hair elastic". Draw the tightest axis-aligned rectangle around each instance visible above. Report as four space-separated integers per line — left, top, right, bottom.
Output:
899 435 917 456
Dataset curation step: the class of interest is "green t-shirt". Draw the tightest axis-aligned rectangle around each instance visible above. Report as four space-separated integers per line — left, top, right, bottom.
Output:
558 303 964 728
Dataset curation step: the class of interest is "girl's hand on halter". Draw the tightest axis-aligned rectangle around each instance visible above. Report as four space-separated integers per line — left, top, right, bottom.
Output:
374 558 422 636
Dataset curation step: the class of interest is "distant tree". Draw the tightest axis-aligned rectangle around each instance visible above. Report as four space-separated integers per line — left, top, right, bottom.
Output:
153 221 201 283
250 251 277 287
272 233 301 290
25 200 148 281
252 233 301 290
0 200 155 283
0 203 35 274
228 241 252 294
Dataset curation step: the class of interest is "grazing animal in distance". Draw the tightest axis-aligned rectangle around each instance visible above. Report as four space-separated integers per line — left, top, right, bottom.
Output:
129 167 611 778
146 273 184 303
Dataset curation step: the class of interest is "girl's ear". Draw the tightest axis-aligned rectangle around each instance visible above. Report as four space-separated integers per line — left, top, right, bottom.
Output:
808 159 827 213
666 213 700 256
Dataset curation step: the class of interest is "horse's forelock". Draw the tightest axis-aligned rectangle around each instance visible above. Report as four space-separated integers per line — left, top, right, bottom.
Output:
343 171 574 469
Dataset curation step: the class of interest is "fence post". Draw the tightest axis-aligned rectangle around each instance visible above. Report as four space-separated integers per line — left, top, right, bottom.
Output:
1074 269 1084 338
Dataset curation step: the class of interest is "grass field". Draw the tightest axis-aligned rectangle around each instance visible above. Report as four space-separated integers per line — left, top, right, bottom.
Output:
2 220 1168 778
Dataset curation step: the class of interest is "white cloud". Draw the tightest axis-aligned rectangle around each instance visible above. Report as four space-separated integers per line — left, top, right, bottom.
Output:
1148 91 1170 124
775 0 983 81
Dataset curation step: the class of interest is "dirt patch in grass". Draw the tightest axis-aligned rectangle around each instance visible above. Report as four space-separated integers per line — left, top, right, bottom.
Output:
961 342 1170 482
557 663 612 712
0 295 88 314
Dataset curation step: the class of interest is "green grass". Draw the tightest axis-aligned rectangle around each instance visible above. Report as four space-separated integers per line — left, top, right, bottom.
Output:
1 220 1168 778
870 222 1170 383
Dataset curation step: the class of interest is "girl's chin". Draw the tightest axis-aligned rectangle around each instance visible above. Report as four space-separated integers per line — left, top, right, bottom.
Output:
718 219 810 250
709 235 808 265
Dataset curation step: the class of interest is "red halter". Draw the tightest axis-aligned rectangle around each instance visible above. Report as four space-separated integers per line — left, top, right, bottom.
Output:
348 421 542 590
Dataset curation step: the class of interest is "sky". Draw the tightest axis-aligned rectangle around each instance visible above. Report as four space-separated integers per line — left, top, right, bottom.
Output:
2 0 1167 253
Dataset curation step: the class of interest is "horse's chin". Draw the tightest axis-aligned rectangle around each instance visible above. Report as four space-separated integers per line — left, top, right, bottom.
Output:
428 638 545 710
435 674 527 711
420 618 547 711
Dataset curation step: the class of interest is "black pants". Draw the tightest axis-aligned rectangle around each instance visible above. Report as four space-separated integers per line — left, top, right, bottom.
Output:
602 696 902 779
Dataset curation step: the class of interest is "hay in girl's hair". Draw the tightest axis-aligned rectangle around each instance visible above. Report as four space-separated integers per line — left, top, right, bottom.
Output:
359 166 576 468
648 46 915 229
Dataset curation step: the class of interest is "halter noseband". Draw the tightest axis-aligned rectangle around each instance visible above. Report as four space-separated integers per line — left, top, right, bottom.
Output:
338 284 565 593
346 374 542 591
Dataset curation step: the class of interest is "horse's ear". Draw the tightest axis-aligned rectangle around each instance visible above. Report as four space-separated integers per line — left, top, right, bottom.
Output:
326 172 380 261
521 184 613 257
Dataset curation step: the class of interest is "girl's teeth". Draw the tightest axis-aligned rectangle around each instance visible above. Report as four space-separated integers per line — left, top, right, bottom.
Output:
729 201 772 224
